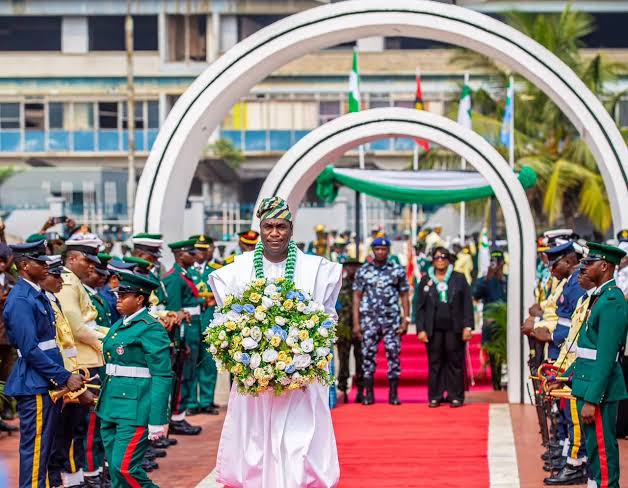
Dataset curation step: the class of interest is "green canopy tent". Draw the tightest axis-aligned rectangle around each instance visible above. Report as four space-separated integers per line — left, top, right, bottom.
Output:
316 165 537 205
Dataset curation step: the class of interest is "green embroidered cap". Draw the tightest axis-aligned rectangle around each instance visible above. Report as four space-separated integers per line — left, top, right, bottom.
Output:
168 239 197 252
256 196 292 222
118 272 160 295
582 242 626 266
123 256 152 274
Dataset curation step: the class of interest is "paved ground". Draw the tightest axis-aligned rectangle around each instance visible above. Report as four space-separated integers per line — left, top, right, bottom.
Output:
0 393 627 487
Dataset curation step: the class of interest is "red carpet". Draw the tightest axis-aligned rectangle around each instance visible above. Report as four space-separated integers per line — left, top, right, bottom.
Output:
350 332 492 403
332 403 490 487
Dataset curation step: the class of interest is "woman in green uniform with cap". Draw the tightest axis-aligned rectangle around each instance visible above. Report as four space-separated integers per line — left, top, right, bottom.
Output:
97 272 173 487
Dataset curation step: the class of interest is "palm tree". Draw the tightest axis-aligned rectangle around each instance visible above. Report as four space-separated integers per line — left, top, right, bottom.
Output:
449 5 626 234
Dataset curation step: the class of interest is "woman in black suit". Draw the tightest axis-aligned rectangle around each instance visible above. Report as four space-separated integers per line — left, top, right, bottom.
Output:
414 247 474 407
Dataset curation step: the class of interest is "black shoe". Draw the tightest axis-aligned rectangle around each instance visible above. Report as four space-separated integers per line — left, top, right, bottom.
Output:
355 387 364 404
152 437 176 448
543 464 588 485
147 447 167 458
170 420 202 435
450 399 464 408
84 474 111 488
362 377 374 406
542 446 565 461
544 457 567 472
388 379 401 406
0 419 18 434
141 459 154 472
428 400 441 408
200 406 220 415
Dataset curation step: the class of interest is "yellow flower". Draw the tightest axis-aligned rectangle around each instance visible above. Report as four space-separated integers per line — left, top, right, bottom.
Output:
270 336 281 347
317 360 328 370
250 293 261 303
311 315 320 324
326 354 333 362
298 330 309 341
254 278 266 287
271 293 281 301
276 277 285 283
277 351 288 362
232 336 242 345
289 382 301 390
224 295 233 307
255 305 266 313
226 321 237 331
254 367 265 379
283 300 294 310
231 363 243 375
259 378 269 387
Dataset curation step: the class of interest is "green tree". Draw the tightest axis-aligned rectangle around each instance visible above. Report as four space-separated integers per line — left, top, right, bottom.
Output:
450 5 626 234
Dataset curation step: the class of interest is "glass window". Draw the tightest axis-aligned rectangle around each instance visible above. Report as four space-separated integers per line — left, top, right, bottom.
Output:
73 103 94 130
122 102 144 129
0 17 61 51
167 15 206 61
49 102 64 129
89 16 124 51
319 101 341 125
24 103 45 130
147 101 159 128
134 16 158 51
98 102 119 129
0 103 20 129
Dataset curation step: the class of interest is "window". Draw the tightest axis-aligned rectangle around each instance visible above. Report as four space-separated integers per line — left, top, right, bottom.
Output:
73 103 94 130
122 103 144 129
385 37 451 50
49 102 64 129
237 15 285 41
167 15 206 61
24 103 44 130
0 16 61 51
0 103 20 129
147 101 159 128
319 101 341 125
88 16 157 51
98 102 119 129
394 100 414 109
369 98 390 109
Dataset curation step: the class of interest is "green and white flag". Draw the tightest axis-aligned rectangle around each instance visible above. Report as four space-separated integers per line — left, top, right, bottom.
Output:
348 48 361 113
457 83 472 129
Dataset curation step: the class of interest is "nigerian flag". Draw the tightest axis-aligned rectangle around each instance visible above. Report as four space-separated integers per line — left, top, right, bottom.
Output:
348 48 361 113
457 83 472 129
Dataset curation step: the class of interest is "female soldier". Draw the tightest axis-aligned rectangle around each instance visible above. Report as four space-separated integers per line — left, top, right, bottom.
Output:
97 273 173 487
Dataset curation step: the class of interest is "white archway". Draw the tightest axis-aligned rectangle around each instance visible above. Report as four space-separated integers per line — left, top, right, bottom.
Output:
134 0 628 240
255 107 535 404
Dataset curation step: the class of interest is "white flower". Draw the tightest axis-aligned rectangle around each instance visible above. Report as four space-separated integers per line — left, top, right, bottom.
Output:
264 329 275 339
250 326 262 342
288 327 299 338
250 353 261 369
242 337 259 350
226 310 242 321
292 371 302 380
304 320 315 329
275 316 287 326
261 296 274 309
233 351 243 361
286 337 296 347
263 284 278 296
291 346 302 354
296 302 306 312
218 330 226 341
280 376 291 385
301 338 314 353
244 376 256 387
254 311 266 321
262 349 278 363
209 345 217 354
220 340 229 349
315 347 330 357
241 327 251 337
318 327 329 338
275 361 286 371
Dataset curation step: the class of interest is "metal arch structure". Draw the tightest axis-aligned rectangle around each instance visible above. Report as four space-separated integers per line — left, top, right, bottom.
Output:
133 0 628 242
256 107 536 404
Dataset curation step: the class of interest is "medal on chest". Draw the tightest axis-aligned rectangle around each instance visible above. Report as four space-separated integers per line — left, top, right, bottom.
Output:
436 282 448 293
116 345 125 356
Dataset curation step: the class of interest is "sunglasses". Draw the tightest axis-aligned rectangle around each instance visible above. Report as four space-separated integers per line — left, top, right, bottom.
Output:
433 255 449 260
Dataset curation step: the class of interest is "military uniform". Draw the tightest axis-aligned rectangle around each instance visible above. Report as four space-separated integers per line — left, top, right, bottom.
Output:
187 257 220 412
353 258 409 382
3 242 72 488
568 243 628 488
97 274 173 488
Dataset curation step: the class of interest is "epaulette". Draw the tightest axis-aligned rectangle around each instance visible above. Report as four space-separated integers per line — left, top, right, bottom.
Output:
209 262 223 270
224 255 235 264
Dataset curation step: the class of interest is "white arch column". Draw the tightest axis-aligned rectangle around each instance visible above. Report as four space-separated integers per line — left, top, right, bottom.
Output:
256 108 536 404
134 0 627 241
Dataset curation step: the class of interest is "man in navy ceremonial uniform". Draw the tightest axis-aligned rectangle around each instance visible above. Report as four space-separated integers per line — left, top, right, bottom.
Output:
3 240 84 488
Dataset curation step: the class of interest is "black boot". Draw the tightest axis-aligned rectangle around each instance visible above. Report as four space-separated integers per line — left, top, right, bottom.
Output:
362 377 374 406
355 385 364 404
169 419 202 435
388 379 401 405
543 463 588 485
84 473 112 488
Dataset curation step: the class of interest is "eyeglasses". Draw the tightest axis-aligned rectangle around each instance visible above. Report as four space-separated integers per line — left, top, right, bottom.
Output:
433 255 448 261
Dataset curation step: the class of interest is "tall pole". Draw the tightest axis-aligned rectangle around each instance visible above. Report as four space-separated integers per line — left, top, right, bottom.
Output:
411 144 419 243
126 2 136 227
459 72 469 244
355 190 361 261
358 145 368 246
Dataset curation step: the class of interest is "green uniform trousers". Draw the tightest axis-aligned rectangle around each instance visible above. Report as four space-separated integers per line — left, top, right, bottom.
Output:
180 316 201 411
577 399 620 488
188 343 218 409
100 420 157 488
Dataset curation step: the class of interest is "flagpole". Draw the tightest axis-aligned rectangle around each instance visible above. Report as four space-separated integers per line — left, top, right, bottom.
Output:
411 144 419 244
508 75 515 169
459 72 469 244
359 144 368 254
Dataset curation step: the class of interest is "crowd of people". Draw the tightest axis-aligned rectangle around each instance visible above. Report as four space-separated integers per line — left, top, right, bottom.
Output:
0 210 627 488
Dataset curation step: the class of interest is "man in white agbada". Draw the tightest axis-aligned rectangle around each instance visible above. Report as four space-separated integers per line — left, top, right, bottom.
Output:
208 196 342 488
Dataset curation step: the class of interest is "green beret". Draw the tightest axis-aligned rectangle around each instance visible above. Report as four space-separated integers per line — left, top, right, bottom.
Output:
118 272 160 295
582 242 626 266
132 232 163 240
168 239 197 252
123 256 152 274
97 253 112 265
256 196 292 222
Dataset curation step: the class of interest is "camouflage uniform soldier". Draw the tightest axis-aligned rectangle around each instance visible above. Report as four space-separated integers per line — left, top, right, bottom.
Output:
353 238 410 406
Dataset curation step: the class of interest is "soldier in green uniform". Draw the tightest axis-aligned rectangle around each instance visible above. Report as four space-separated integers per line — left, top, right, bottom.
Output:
82 253 113 329
562 242 628 488
162 240 205 435
186 235 220 415
97 272 173 488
